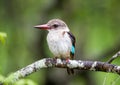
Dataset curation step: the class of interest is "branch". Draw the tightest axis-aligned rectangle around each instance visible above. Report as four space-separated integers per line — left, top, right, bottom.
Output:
1 57 120 85
107 51 120 63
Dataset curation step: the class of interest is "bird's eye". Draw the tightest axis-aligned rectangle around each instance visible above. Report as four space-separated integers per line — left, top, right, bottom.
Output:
53 24 59 28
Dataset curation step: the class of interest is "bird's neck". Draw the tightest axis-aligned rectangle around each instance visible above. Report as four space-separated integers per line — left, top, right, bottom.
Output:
47 30 69 40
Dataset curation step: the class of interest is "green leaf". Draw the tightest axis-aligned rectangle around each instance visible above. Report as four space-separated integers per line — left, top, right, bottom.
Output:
0 32 7 44
15 79 38 85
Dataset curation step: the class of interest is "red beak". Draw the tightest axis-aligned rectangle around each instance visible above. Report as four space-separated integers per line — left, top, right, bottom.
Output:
34 24 50 30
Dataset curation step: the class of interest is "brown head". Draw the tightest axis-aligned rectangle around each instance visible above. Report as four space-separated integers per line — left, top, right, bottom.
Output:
34 19 69 31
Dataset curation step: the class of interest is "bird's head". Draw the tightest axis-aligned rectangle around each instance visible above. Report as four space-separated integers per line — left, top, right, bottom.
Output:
34 19 70 32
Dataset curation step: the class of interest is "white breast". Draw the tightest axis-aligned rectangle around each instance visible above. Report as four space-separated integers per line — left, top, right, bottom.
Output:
47 31 72 58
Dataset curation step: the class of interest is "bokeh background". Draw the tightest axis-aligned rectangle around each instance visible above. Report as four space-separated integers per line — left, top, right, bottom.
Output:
0 0 120 85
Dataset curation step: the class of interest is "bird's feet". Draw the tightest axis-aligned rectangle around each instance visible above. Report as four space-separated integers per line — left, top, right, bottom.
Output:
66 57 70 64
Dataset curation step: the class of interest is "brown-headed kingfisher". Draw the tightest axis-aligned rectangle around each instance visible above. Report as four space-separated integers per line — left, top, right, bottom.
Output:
34 19 76 74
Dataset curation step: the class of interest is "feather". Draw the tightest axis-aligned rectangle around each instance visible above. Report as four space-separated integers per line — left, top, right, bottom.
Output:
67 32 76 59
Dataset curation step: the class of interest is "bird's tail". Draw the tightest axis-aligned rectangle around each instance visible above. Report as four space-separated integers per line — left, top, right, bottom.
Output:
67 68 74 75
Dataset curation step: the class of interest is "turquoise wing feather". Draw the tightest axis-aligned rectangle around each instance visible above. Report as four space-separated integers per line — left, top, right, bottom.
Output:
67 32 76 59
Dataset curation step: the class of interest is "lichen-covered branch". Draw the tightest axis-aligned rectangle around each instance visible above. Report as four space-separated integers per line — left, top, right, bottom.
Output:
1 56 120 85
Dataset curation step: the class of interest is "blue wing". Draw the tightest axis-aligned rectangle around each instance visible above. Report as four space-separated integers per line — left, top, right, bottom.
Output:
71 45 75 54
67 32 76 59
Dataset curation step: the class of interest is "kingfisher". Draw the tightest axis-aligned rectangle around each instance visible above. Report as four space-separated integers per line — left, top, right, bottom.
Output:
34 19 76 74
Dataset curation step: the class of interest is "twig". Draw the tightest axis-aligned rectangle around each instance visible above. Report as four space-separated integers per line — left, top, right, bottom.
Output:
107 51 120 63
1 57 120 85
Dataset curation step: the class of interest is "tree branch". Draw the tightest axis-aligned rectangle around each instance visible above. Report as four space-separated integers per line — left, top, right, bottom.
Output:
107 51 120 63
1 54 120 85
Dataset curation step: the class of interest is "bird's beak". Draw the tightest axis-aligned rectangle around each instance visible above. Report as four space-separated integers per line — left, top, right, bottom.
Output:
34 24 50 30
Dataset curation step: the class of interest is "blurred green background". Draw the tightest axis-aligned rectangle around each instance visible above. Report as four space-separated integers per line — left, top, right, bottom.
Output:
0 0 120 85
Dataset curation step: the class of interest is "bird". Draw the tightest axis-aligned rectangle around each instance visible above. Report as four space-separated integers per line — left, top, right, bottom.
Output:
34 19 76 74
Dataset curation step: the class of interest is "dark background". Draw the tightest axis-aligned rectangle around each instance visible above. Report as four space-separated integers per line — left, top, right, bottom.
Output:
0 0 120 85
